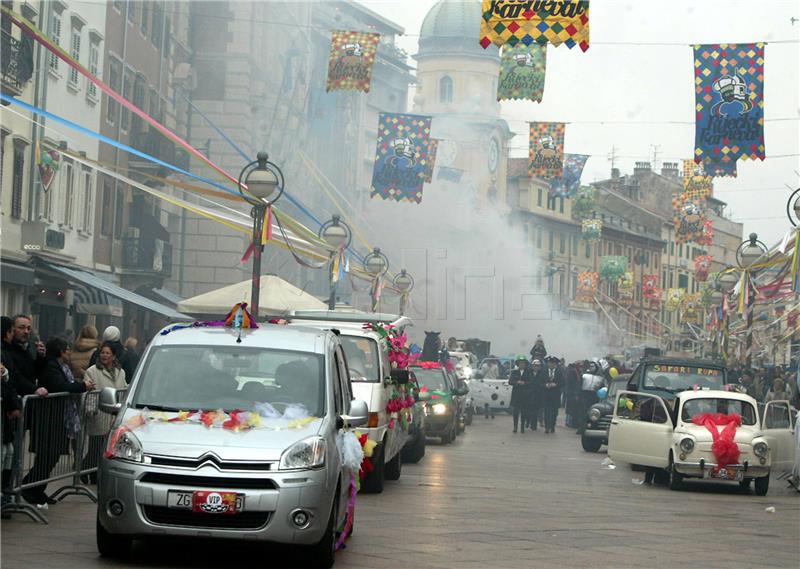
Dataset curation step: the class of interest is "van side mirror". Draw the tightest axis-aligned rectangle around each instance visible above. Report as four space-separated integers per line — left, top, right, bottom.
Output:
99 387 122 414
390 369 410 385
342 399 369 428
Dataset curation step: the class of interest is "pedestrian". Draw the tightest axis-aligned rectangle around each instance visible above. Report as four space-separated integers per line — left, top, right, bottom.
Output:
739 369 758 400
89 326 134 383
3 315 48 398
543 356 564 434
578 360 604 435
529 335 547 361
1 326 22 511
765 378 792 403
123 337 140 378
527 359 546 431
509 356 533 433
480 357 500 379
564 362 582 428
68 325 100 380
21 337 95 506
82 342 127 482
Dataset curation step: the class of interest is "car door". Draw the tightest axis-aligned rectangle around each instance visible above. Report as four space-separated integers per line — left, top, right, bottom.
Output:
762 400 796 471
608 391 673 468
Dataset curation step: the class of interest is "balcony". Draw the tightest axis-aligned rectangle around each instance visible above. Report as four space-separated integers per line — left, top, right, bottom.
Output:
121 237 172 278
1 29 34 97
129 128 176 178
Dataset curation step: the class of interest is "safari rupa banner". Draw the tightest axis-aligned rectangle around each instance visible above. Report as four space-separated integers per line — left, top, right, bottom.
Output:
326 30 381 92
370 113 432 204
480 1 590 52
693 43 765 168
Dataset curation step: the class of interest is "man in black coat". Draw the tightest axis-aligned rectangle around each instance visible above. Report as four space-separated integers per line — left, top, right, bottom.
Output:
527 359 546 431
509 356 534 433
2 315 48 398
543 356 565 433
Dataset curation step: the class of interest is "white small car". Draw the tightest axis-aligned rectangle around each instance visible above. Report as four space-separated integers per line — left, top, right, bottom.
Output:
608 389 796 495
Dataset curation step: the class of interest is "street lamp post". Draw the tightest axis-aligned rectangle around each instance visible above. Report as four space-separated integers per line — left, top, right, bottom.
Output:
785 187 800 226
393 269 414 316
736 233 767 369
237 152 284 319
319 215 352 310
363 248 389 313
716 268 738 364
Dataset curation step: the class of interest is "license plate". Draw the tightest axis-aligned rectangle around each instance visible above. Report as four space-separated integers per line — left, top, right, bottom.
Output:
706 467 742 481
168 490 244 514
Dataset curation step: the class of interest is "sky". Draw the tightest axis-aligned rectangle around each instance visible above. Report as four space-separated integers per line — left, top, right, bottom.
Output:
359 0 800 246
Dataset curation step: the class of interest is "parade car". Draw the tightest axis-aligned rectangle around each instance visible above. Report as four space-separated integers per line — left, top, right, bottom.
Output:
411 363 468 444
288 311 416 493
580 376 629 452
469 357 513 418
96 323 369 567
608 389 796 495
626 356 728 399
401 369 430 463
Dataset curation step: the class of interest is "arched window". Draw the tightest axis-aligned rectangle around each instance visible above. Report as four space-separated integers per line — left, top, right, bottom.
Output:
439 75 453 104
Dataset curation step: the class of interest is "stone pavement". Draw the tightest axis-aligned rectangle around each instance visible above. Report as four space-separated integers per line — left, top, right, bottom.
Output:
2 413 798 569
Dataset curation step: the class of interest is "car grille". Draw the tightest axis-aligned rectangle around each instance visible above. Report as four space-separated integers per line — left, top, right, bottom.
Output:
597 415 612 429
148 455 274 471
140 472 277 490
142 506 270 530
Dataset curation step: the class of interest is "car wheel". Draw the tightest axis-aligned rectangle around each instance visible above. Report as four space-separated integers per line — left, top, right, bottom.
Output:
668 458 684 491
580 435 603 453
385 448 402 481
441 428 452 445
402 433 426 464
96 516 132 559
305 495 337 569
739 478 752 490
754 475 770 496
361 444 385 494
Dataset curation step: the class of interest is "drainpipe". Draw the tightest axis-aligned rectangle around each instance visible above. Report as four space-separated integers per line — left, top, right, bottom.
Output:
109 1 130 272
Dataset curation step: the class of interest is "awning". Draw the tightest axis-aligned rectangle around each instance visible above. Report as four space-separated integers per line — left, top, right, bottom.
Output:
73 283 124 317
0 260 35 286
40 262 189 320
146 287 184 307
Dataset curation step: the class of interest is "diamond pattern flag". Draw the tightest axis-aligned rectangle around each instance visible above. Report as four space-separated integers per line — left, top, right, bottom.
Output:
326 30 381 92
576 271 598 303
529 122 565 178
370 113 433 203
693 43 765 167
682 159 713 201
480 1 590 52
497 44 547 101
673 192 707 244
549 153 589 197
422 139 439 183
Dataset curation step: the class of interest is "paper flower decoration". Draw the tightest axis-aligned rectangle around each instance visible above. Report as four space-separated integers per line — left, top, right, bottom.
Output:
576 271 598 303
666 288 684 312
599 256 628 280
694 255 713 282
618 272 634 302
581 219 602 241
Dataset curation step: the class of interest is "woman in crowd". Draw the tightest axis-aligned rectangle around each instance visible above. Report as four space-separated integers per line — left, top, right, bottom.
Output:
765 377 792 403
68 325 100 380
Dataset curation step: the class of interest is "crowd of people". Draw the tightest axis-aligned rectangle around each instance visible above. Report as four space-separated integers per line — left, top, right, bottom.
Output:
0 314 136 513
728 364 800 408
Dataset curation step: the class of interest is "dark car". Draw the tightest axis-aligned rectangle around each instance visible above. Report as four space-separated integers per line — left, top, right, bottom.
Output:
402 371 429 463
626 357 728 401
411 364 468 444
581 377 629 452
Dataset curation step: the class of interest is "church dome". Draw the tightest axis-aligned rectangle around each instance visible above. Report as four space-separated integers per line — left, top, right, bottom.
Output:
417 0 499 61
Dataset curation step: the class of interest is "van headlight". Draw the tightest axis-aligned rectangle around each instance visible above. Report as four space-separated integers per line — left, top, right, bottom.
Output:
280 436 326 470
105 427 144 463
679 437 695 454
588 408 602 422
753 441 769 458
432 403 448 415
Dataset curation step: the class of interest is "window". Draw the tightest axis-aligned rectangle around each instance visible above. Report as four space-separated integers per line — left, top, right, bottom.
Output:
670 241 675 255
114 187 124 238
518 187 528 209
49 10 62 71
11 142 25 219
140 0 149 35
547 195 555 211
537 188 543 207
616 393 669 424
536 226 542 249
68 28 81 86
679 243 683 258
126 0 136 23
559 233 565 254
678 273 689 290
572 235 578 257
439 75 453 104
81 170 94 232
113 0 122 11
121 69 134 131
558 197 565 214
87 41 99 99
132 74 146 132
152 2 163 49
548 231 554 252
61 161 74 227
100 178 114 235
585 242 591 258
523 223 529 243
106 57 121 124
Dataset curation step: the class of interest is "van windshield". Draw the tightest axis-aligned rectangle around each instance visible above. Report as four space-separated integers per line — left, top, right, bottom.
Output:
681 398 757 426
131 346 325 416
340 336 381 382
644 364 725 393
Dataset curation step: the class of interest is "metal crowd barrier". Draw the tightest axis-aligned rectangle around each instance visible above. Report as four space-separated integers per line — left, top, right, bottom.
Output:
2 389 128 524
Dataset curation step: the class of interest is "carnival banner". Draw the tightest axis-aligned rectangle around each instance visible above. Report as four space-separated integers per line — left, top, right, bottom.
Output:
682 159 713 200
422 139 439 183
576 271 598 303
643 274 661 305
693 43 765 167
599 256 627 280
36 142 60 192
370 113 432 203
694 255 713 282
326 30 381 92
497 44 546 101
549 153 589 197
529 122 565 178
480 1 590 52
581 218 602 241
572 186 595 220
618 272 634 302
673 192 707 244
684 157 738 181
666 288 684 312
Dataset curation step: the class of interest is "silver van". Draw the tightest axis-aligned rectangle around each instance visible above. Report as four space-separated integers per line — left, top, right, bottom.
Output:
96 324 368 568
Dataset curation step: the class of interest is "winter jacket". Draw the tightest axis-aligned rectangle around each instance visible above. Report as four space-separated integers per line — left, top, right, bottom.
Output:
89 340 134 383
1 339 43 396
84 364 127 436
68 338 100 380
2 368 22 444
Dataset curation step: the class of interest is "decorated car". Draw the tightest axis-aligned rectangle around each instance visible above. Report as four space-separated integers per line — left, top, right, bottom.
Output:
469 357 514 418
608 390 796 495
410 362 467 444
625 356 728 399
580 376 629 452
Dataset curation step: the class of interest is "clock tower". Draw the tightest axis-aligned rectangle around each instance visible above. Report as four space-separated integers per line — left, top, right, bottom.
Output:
413 0 512 209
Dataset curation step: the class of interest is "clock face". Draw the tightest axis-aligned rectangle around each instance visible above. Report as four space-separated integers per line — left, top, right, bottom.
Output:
488 138 500 173
437 139 458 167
